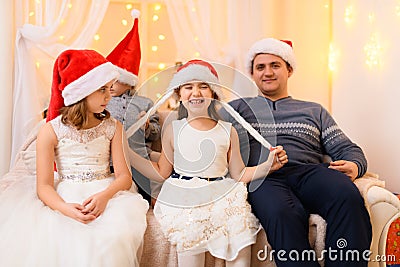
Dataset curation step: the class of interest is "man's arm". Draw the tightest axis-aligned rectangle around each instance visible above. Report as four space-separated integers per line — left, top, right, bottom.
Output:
320 107 367 178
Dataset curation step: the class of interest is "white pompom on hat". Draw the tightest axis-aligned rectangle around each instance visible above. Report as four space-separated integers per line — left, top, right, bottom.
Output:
245 38 296 74
46 49 119 122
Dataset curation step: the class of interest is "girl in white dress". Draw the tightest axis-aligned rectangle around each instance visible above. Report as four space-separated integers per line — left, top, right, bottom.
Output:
0 49 148 267
129 59 288 267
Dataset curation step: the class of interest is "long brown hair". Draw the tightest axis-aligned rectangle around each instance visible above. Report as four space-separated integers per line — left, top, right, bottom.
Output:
59 99 110 130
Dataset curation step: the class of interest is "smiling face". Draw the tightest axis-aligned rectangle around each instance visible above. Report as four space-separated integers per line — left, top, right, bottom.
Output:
85 80 114 114
251 53 293 101
178 81 215 118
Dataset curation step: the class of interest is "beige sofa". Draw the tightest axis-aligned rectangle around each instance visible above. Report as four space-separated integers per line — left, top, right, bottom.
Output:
18 118 400 267
139 173 400 267
140 111 400 267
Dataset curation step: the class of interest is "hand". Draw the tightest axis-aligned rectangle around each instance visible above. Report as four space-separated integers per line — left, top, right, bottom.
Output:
81 192 110 218
60 203 96 224
269 145 288 172
138 111 149 131
328 160 358 181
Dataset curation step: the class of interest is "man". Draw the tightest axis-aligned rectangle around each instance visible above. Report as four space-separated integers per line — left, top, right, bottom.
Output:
226 38 372 266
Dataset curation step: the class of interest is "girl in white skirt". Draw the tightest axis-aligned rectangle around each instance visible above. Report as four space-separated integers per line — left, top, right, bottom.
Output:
129 59 288 267
0 49 148 267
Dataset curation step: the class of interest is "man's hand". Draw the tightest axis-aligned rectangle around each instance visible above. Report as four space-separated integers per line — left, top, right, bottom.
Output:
328 160 358 181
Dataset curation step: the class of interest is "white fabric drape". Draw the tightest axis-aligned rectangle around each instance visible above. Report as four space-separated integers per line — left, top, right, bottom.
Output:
11 0 110 167
164 0 269 100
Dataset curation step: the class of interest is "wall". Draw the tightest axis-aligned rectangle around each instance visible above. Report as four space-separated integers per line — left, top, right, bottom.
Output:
331 1 400 192
265 0 331 110
0 1 14 176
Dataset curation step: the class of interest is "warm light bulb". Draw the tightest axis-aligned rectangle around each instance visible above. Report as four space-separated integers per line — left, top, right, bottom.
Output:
122 19 128 26
396 5 400 16
154 4 161 11
364 33 382 69
158 35 165 40
153 76 159 83
194 36 199 41
59 35 65 41
35 62 40 68
158 63 166 70
194 52 200 57
126 4 133 10
328 43 339 72
151 46 158 52
344 5 354 24
368 13 375 23
94 34 100 41
156 93 161 98
192 7 196 12
68 3 72 9
152 15 159 21
29 11 35 17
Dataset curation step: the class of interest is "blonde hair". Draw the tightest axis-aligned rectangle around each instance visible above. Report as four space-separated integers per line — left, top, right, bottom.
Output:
60 99 110 130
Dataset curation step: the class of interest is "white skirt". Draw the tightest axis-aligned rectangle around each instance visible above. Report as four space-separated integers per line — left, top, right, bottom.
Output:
0 169 148 267
154 177 261 261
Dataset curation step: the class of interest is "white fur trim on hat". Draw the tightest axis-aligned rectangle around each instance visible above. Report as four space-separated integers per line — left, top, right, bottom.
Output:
167 64 223 99
246 38 296 74
115 65 139 87
62 62 119 106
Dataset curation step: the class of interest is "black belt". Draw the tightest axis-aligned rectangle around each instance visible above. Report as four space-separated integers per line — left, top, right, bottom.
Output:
171 172 223 182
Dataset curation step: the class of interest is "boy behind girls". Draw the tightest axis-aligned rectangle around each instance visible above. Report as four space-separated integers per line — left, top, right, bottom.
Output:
106 10 161 204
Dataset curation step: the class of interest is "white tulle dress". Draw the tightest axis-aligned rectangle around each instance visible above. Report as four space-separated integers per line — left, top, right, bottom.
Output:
0 116 149 267
154 119 261 261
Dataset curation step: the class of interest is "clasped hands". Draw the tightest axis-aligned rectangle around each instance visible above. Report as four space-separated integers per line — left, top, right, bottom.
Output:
62 192 109 224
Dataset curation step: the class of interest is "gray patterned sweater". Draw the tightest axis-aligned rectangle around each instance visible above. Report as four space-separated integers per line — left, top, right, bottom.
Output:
225 96 367 178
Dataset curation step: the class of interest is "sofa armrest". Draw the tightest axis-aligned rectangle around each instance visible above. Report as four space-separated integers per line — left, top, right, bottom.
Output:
354 172 400 267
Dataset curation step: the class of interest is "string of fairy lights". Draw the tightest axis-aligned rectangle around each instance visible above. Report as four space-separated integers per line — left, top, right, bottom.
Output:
328 2 393 71
28 2 399 72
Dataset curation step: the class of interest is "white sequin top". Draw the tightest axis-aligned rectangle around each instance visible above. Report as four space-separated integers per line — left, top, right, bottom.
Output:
50 116 116 182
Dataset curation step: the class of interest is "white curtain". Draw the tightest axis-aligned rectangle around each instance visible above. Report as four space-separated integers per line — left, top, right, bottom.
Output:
164 0 270 99
11 0 110 167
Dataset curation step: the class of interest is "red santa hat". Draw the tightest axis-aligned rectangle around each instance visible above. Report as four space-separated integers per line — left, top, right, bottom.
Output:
126 59 273 151
46 49 119 122
167 59 223 98
246 38 297 74
106 9 141 87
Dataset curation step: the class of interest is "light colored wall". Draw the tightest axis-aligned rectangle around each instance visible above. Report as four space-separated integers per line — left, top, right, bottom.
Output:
331 1 400 192
263 1 331 110
0 1 14 176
